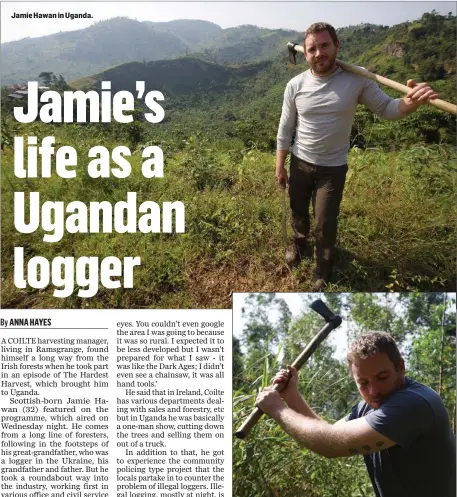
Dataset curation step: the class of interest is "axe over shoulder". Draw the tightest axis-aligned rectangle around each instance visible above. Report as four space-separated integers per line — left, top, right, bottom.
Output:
287 42 457 116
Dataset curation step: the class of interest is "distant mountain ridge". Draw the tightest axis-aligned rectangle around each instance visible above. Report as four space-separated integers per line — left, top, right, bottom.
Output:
191 25 300 64
1 17 222 84
0 16 387 85
2 12 455 93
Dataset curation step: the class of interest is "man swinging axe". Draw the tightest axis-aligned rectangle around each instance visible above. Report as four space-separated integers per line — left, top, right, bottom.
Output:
276 22 439 290
255 331 456 497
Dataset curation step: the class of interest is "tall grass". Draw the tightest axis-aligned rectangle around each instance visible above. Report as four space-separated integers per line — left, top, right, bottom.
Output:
1 121 455 308
233 351 373 497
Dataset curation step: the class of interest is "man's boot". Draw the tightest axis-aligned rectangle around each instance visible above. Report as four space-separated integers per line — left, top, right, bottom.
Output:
285 239 307 266
312 247 333 291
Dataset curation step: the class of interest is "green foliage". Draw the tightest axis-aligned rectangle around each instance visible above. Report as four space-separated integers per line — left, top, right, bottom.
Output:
232 119 277 151
192 25 300 65
1 112 455 307
407 294 456 413
337 145 455 291
349 12 456 91
233 336 245 390
233 293 456 497
338 24 391 63
234 428 372 497
180 135 237 190
37 71 70 90
1 18 222 85
0 112 19 150
239 294 287 375
1 11 455 305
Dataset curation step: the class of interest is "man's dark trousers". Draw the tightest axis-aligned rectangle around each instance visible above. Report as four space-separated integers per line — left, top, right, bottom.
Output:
289 153 348 279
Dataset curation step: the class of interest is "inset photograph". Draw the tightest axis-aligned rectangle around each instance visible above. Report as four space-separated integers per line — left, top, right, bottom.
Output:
233 292 456 497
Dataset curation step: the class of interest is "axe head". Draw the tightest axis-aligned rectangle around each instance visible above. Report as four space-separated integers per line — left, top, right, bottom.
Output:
310 299 342 326
287 42 298 65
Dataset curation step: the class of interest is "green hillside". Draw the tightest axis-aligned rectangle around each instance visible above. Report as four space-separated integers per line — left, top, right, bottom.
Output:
1 11 456 307
1 17 222 84
350 12 456 84
71 56 270 95
192 25 301 64
144 18 223 46
2 11 455 90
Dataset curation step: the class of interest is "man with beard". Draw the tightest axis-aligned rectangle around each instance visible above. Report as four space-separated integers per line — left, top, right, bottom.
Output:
255 332 456 497
276 22 438 290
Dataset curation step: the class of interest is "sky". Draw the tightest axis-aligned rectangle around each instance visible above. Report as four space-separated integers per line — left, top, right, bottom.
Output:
2 1 456 43
233 292 351 360
232 293 457 362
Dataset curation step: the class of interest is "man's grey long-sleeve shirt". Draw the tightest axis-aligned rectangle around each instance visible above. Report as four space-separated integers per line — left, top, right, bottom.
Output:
277 67 406 166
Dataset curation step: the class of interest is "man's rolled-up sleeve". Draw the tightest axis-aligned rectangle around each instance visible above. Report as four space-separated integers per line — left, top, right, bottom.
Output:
364 391 434 448
277 82 297 150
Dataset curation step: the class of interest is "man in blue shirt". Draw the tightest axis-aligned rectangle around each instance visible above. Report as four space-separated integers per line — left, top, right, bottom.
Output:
256 331 456 497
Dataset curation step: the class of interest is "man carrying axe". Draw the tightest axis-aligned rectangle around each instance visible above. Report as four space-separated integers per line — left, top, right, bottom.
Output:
276 22 439 290
255 332 456 497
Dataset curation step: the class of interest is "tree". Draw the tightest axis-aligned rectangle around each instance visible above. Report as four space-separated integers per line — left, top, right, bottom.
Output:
240 293 291 383
233 293 456 497
38 71 54 86
406 293 456 425
55 74 70 91
38 71 70 90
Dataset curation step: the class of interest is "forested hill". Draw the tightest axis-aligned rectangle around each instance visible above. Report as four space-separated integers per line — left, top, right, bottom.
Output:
2 13 456 306
1 17 223 84
337 12 456 81
65 11 455 117
1 18 300 84
191 25 299 64
72 57 271 96
2 12 455 87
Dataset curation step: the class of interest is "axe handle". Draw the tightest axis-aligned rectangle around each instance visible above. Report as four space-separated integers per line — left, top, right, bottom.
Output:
234 319 340 439
291 44 456 116
233 381 283 440
290 319 341 370
337 59 457 116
